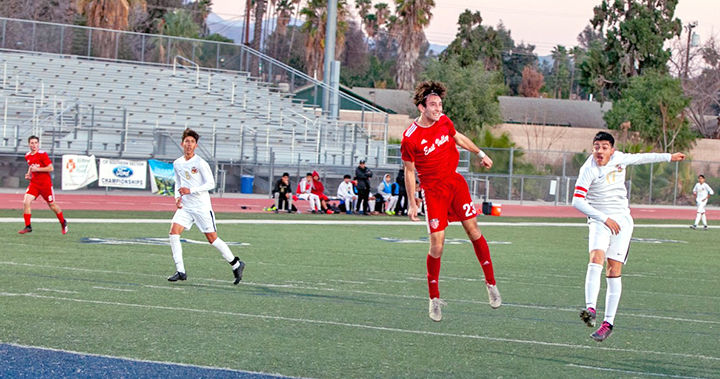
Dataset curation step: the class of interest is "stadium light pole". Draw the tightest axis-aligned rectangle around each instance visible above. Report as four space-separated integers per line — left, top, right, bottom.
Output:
322 0 338 117
683 21 697 79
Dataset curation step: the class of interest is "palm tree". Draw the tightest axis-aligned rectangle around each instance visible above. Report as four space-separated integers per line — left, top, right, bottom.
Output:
355 0 372 38
77 0 132 58
300 0 349 79
391 0 434 90
251 0 267 53
374 3 391 29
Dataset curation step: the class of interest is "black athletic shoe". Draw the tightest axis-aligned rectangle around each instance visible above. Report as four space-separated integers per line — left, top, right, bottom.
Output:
232 261 246 285
167 271 187 281
18 225 32 234
580 307 597 327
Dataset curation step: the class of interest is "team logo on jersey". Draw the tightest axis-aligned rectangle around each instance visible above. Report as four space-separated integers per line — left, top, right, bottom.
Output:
420 139 428 144
191 167 198 174
429 218 440 229
616 165 623 173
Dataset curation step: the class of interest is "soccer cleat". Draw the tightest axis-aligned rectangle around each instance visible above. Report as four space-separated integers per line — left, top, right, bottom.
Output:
232 260 246 285
18 225 32 234
61 220 68 235
167 271 187 282
591 321 614 342
428 298 447 322
486 283 502 309
690 225 697 230
703 225 708 231
580 307 597 327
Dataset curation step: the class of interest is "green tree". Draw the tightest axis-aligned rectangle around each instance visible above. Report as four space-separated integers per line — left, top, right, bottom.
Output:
579 0 682 101
604 70 696 152
300 0 350 79
441 10 514 71
548 45 571 98
502 43 537 95
421 57 503 134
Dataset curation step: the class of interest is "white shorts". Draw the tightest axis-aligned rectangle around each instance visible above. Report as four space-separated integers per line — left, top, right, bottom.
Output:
696 200 708 213
587 213 634 264
172 207 217 233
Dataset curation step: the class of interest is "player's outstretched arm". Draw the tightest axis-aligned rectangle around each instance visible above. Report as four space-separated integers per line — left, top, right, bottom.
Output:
670 152 686 161
453 131 493 168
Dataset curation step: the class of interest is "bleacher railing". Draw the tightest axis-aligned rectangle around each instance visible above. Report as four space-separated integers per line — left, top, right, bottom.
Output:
0 17 387 123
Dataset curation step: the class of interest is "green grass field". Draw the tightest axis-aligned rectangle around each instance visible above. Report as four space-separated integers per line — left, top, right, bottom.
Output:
1 210 718 378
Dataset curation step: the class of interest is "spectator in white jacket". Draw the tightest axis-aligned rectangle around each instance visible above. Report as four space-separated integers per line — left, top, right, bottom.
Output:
296 172 322 213
337 175 358 214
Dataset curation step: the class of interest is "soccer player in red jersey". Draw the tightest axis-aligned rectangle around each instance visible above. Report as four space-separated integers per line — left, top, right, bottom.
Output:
401 81 501 321
19 135 68 234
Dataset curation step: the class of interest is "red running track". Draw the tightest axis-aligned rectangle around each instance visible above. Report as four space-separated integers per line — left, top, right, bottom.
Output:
0 193 713 220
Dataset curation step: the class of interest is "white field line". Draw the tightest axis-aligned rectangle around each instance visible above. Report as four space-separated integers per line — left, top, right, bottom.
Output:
36 288 79 294
1 291 718 363
92 286 136 292
142 284 185 291
0 217 714 228
3 260 718 325
565 363 705 379
0 342 301 378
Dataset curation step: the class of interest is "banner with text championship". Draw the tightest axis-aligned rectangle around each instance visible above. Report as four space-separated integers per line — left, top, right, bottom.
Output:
98 159 147 189
61 154 98 190
148 159 175 196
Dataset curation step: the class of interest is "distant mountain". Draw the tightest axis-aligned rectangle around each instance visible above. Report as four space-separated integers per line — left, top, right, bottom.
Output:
207 12 302 45
427 43 447 55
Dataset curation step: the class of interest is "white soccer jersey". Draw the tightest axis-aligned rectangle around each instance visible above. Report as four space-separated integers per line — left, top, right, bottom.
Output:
337 181 354 198
693 182 714 202
572 151 671 222
173 154 215 210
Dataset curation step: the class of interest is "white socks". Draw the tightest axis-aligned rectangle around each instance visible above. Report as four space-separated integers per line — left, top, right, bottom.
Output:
211 238 235 263
604 277 622 325
701 213 707 226
694 213 702 226
169 234 185 273
585 263 603 309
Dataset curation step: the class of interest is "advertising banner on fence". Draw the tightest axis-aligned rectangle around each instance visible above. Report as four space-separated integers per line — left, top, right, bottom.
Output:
61 154 98 190
98 159 147 189
148 159 175 196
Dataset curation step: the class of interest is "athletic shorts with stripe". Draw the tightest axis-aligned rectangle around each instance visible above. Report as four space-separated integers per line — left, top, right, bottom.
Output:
171 207 217 233
423 172 477 234
26 182 56 203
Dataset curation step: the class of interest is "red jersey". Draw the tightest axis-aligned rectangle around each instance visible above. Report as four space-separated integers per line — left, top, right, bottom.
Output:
25 150 53 186
400 114 459 186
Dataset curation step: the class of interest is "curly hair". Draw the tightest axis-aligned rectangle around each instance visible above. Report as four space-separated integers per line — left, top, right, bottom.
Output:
182 128 200 142
413 80 447 107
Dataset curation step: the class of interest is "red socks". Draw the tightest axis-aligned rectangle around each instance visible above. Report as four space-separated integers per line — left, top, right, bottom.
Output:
426 254 441 299
472 235 496 285
24 213 31 227
56 212 65 225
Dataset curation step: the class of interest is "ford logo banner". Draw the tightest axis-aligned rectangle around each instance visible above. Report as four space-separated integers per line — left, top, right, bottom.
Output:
113 166 133 178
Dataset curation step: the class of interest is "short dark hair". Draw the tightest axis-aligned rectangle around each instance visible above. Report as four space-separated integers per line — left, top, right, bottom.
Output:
593 131 615 147
413 80 447 107
306 172 312 177
282 172 289 177
28 135 39 143
343 174 351 179
182 128 200 142
699 174 705 179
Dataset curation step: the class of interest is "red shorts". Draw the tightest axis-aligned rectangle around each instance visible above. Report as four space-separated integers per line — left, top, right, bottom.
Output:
26 182 56 203
423 173 477 234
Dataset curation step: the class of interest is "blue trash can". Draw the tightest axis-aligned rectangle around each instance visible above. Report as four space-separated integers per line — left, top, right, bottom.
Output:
240 175 254 193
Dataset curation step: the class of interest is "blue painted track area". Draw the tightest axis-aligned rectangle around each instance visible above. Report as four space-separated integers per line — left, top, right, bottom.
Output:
0 343 289 378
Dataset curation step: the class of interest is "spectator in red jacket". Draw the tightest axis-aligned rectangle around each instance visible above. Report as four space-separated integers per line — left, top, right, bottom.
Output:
311 171 332 214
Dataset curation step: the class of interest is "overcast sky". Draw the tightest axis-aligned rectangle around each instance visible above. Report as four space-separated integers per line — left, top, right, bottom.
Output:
210 0 719 55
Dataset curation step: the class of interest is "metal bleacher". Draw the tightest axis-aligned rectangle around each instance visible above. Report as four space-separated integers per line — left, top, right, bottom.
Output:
0 49 382 166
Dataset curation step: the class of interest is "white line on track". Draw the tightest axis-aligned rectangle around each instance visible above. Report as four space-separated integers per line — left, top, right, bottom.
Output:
0 342 301 378
1 291 718 363
3 260 718 325
92 286 136 292
0 217 714 228
565 363 705 378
